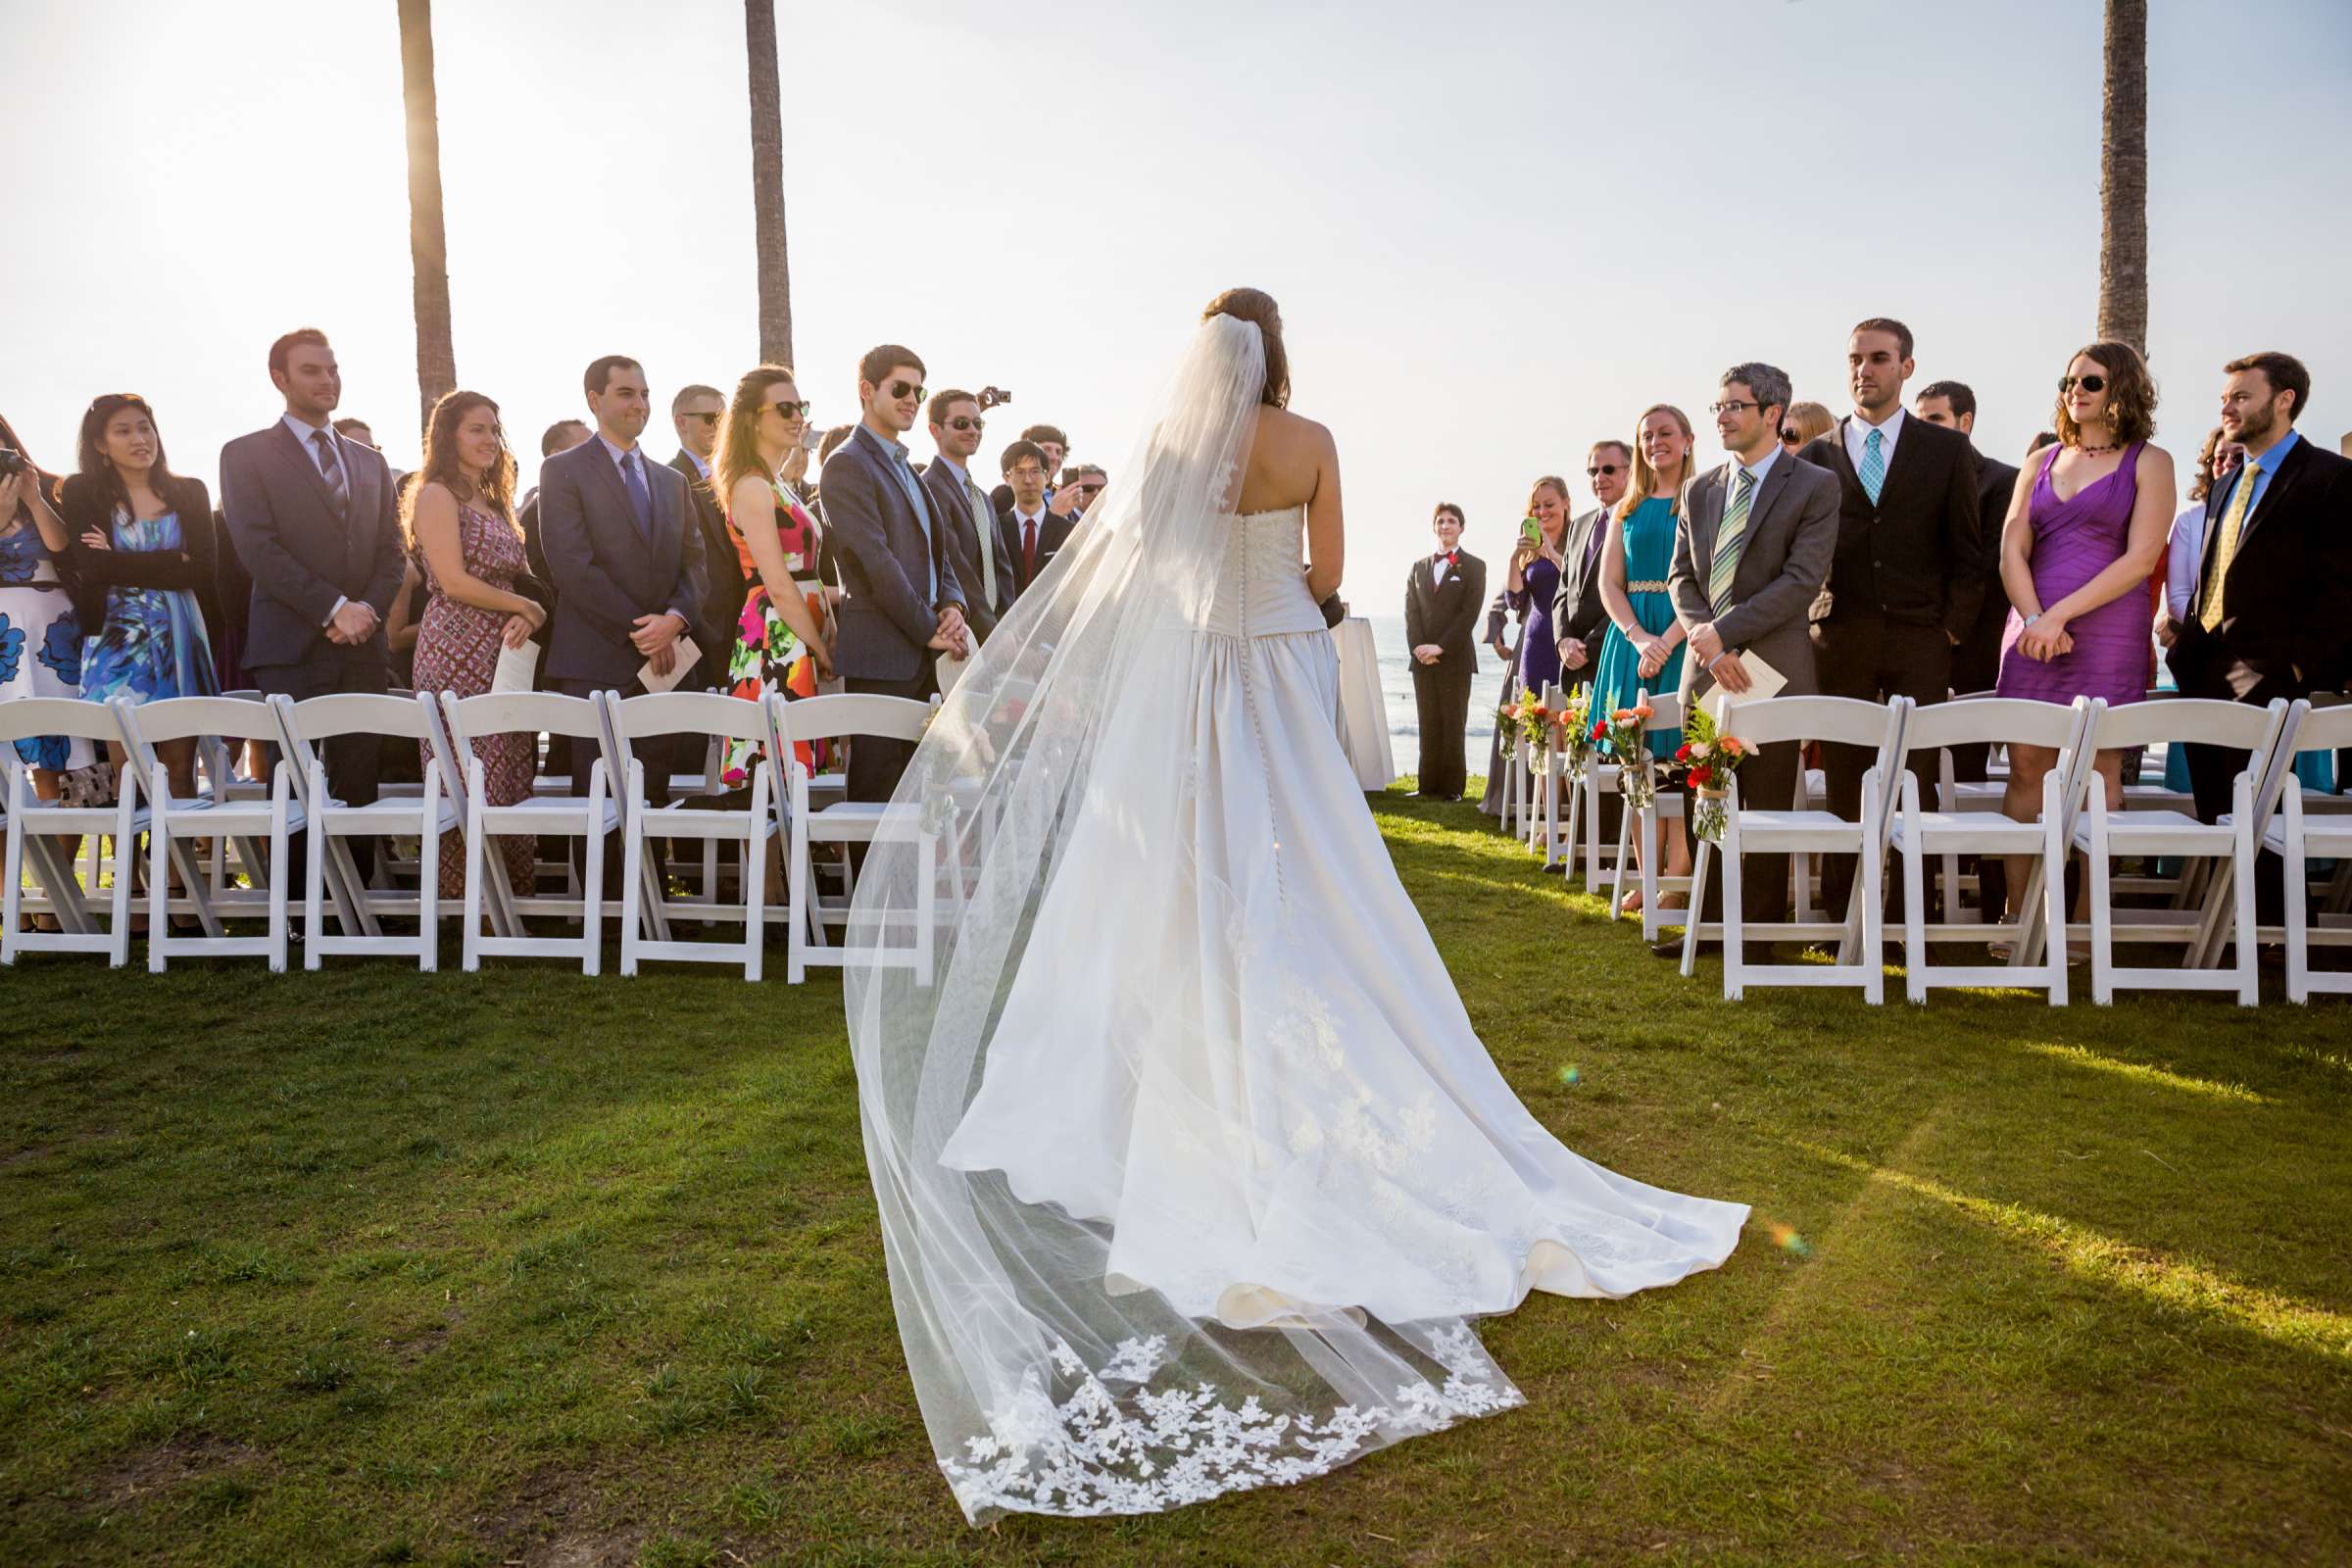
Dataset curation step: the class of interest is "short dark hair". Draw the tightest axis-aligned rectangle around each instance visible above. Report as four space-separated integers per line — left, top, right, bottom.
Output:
584 356 643 399
1721 362 1792 419
928 389 978 424
1019 423 1069 448
2224 351 2311 423
541 418 589 457
1433 502 1465 527
1850 317 1915 361
330 416 372 439
1916 380 1977 420
1001 439 1049 477
858 344 925 389
816 424 856 465
268 327 331 377
1589 439 1632 464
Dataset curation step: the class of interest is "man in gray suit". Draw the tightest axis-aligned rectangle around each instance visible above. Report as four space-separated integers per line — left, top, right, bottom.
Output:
1660 362 1838 957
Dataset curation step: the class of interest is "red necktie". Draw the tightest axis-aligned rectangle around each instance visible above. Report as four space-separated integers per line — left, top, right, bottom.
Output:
1023 517 1039 582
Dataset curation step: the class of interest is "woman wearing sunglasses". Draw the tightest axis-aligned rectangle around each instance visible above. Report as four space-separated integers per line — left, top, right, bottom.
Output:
1991 343 2176 920
1779 400 1837 454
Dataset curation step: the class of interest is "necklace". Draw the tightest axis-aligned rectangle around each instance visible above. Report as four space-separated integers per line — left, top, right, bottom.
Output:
2076 439 2121 455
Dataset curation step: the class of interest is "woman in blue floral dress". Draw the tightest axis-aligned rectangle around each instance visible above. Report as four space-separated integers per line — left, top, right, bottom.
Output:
0 414 94 785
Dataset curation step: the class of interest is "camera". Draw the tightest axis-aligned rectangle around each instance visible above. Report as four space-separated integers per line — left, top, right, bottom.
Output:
977 387 1013 410
0 448 28 479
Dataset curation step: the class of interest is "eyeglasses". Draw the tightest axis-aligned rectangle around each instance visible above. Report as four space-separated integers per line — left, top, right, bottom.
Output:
1008 466 1047 481
1709 401 1760 416
2059 373 2107 394
1779 427 1800 443
764 398 810 418
686 411 721 426
888 379 927 403
1071 481 1104 497
945 416 983 432
1585 464 1622 478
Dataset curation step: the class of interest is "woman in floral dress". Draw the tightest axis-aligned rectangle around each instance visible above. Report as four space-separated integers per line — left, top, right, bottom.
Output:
0 415 93 793
408 391 546 899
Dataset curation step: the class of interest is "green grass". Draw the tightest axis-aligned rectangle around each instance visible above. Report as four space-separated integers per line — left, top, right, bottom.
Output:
4 785 2349 1565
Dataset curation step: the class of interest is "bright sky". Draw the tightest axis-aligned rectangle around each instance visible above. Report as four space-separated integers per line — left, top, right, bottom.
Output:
8 0 2351 598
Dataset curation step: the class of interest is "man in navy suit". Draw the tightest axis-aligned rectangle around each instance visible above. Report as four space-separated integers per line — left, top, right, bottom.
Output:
920 389 1016 643
823 344 968 806
220 327 407 881
996 439 1073 599
536 355 710 868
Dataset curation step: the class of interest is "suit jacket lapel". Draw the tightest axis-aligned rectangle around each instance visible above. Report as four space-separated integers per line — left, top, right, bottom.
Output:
272 420 343 517
2233 438 2305 554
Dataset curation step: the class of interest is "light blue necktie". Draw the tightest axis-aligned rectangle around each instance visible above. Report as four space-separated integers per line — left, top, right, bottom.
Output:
879 444 939 600
620 451 655 541
1857 425 1887 506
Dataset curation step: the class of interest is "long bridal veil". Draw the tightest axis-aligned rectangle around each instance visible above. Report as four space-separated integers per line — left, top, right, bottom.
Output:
843 315 1521 1522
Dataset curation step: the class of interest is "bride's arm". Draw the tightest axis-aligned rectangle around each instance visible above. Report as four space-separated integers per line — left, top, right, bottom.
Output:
1303 423 1344 604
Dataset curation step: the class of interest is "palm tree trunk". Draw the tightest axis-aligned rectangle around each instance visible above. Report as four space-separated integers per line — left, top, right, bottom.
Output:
398 0 457 431
746 0 794 367
2096 0 2148 356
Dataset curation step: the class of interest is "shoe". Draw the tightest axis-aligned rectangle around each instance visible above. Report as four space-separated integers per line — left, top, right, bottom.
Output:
1652 938 1714 959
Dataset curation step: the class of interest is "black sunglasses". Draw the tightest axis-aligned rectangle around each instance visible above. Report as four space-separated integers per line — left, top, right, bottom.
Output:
764 399 811 418
686 411 721 426
1072 481 1104 496
944 416 984 432
1779 427 1800 443
1586 463 1622 478
888 379 928 403
2059 373 2107 394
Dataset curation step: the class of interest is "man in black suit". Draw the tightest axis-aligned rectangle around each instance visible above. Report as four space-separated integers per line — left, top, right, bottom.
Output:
538 355 710 872
2168 352 2352 858
1915 380 2019 783
988 422 1068 516
1797 318 1983 915
1403 503 1486 800
824 344 969 806
997 439 1073 600
920 390 1016 642
220 327 406 883
1550 439 1632 679
668 383 744 690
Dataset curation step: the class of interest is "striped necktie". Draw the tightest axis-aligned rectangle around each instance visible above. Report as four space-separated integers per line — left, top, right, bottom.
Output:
967 478 1000 610
2199 458 2261 632
313 430 349 519
1709 467 1755 612
1857 425 1887 505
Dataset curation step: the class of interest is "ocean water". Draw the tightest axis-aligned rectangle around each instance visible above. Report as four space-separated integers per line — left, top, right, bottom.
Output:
1360 614 1514 784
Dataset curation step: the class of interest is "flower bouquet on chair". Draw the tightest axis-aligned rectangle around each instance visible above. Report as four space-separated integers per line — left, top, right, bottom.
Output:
1665 703 1748 844
1514 688 1549 761
1557 684 1594 783
1602 701 1655 811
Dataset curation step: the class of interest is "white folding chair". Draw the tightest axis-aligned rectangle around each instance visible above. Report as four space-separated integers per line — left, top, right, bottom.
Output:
443 690 613 973
113 696 300 971
271 692 457 969
772 693 940 984
2265 701 2352 1001
2 700 146 964
1495 675 1525 837
1539 682 1580 875
416 688 519 939
2070 697 2289 1005
604 691 781 980
1681 696 1908 1003
1605 693 1694 940
1890 698 2091 1004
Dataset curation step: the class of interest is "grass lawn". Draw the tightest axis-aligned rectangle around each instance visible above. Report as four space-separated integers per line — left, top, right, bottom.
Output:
4 784 2349 1566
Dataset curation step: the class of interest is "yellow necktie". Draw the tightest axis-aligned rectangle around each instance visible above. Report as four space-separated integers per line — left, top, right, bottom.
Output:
2199 459 2260 632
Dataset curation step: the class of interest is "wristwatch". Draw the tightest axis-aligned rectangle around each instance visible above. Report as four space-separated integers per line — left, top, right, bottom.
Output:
2023 612 2041 628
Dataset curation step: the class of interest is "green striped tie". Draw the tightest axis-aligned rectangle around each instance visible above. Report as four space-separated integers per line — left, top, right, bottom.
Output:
1709 467 1755 612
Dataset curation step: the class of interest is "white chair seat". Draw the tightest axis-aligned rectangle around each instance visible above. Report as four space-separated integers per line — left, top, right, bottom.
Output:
1729 808 1857 852
315 796 460 833
8 801 154 837
480 799 620 835
1890 809 2048 850
2086 809 2230 855
2264 815 2352 853
170 796 308 834
641 803 782 840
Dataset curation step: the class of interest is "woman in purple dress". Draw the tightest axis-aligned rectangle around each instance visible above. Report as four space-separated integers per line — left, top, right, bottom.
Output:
1993 342 2175 914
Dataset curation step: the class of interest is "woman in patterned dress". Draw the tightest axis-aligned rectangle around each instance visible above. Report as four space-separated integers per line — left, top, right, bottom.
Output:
712 366 834 792
408 390 545 900
0 415 94 793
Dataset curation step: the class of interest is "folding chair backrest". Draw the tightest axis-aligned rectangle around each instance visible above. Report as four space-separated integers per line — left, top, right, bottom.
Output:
1901 697 2086 757
117 695 283 748
444 689 607 746
607 690 770 747
0 697 122 753
2290 697 2352 757
2089 696 2283 755
776 692 934 747
1719 694 1894 752
1637 689 1685 742
278 691 434 744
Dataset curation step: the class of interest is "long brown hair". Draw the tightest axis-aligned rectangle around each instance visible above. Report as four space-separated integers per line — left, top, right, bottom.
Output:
1201 287 1290 409
1528 475 1571 542
2188 424 2226 503
713 365 798 523
2054 341 2158 448
1618 404 1695 520
76 393 192 521
403 390 515 540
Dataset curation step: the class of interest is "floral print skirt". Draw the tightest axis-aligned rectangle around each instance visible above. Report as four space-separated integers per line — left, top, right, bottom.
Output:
722 584 833 788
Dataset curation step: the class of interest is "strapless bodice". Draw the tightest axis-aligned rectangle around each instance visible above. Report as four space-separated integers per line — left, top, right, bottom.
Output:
1200 505 1324 637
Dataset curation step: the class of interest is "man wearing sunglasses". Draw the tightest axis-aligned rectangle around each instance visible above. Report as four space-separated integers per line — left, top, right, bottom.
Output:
1060 465 1108 518
824 343 969 808
669 382 746 689
1550 440 1632 678
920 389 1015 643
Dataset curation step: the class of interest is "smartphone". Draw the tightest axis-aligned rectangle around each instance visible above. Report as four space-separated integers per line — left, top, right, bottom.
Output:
1520 516 1541 546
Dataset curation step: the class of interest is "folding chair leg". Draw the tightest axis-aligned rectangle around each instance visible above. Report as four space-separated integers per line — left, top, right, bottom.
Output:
619 814 643 979
305 801 325 971
2043 818 2069 1007
787 820 808 985
1903 832 1927 1004
2088 815 2113 1005
1722 830 1745 1002
148 811 171 973
1681 837 1711 979
418 817 440 972
2 819 21 967
743 831 764 983
268 813 290 974
1610 799 1633 920
1859 805 1884 1005
2233 822 2258 1007
2284 838 2310 1005
581 821 606 978
463 799 485 972
915 830 937 987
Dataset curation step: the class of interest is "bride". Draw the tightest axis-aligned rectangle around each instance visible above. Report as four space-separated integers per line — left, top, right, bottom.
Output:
844 288 1746 1523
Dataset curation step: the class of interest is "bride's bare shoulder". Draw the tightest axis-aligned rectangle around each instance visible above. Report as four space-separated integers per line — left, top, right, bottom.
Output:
1254 406 1333 451
1235 408 1334 514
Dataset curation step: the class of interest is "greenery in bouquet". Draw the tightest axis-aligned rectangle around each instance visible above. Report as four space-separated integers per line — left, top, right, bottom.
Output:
1558 684 1594 779
1515 688 1550 755
1599 700 1656 810
1663 703 1750 843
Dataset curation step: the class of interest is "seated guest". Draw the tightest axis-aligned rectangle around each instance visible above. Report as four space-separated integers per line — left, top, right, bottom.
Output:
920 390 1015 641
65 394 221 808
1994 343 2175 916
1403 502 1485 801
408 390 545 903
996 440 1071 600
1780 400 1837 456
0 414 96 797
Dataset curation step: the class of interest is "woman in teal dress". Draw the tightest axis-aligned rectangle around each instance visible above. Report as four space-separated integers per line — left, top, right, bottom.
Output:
1588 403 1695 911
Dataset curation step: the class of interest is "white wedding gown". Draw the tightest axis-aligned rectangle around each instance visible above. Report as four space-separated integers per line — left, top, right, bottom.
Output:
845 315 1745 1524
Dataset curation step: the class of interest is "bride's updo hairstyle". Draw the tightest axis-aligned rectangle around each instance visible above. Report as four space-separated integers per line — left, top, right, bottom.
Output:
1202 286 1290 409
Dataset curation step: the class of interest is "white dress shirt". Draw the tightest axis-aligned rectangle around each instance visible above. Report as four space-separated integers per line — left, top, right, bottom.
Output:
1728 442 1783 497
684 448 711 481
1842 407 1906 474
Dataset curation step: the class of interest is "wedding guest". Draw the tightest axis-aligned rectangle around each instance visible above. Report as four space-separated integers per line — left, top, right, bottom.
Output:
0 415 95 799
538 354 709 873
997 439 1071 599
816 424 856 466
1476 582 1523 818
1589 406 1695 908
669 383 743 689
1059 465 1108 518
714 366 836 791
1993 343 2176 916
333 417 377 450
2157 427 2278 796
920 390 1015 641
2170 352 2352 849
1403 502 1486 801
1504 475 1574 701
220 327 406 883
1915 380 2021 792
824 344 967 807
989 422 1070 515
1781 400 1837 455
1797 318 1981 915
1664 364 1839 957
1551 439 1631 678
519 417 592 587
407 390 544 900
